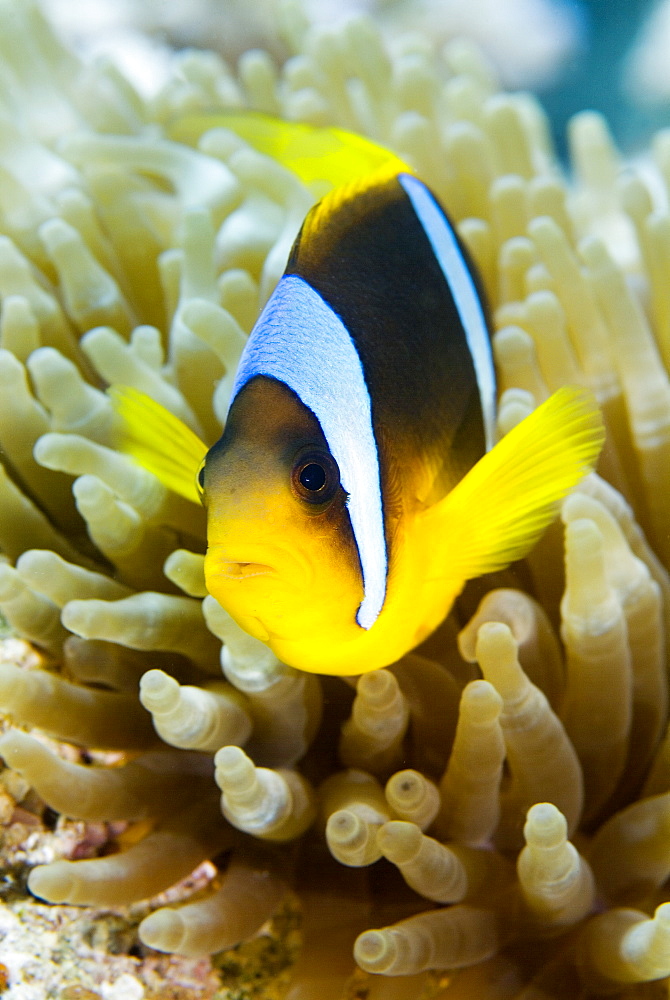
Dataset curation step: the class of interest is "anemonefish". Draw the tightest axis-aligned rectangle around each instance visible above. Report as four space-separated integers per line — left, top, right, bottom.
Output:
113 116 604 676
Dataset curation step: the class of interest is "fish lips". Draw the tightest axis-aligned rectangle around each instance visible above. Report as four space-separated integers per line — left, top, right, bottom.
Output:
215 559 275 580
204 547 275 642
204 545 276 584
205 541 317 640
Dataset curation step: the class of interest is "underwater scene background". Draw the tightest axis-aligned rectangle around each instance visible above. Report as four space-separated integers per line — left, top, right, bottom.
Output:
2 0 670 997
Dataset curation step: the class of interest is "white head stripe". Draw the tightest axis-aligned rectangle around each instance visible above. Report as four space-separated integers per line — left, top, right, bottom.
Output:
399 173 496 451
230 274 387 630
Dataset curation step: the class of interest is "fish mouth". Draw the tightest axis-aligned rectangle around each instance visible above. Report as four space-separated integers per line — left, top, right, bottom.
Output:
216 560 275 581
205 545 277 583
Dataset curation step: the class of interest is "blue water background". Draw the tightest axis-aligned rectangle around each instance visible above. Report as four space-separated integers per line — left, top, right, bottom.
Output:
540 0 668 155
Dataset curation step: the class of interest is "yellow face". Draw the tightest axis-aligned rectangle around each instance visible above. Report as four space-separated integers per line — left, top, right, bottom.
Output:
202 377 365 650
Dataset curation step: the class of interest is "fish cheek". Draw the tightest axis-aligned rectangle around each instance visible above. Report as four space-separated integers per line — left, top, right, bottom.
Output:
290 489 365 631
204 398 365 637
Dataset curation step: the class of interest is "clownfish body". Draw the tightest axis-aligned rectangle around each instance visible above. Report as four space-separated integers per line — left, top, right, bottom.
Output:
113 117 604 676
203 166 497 673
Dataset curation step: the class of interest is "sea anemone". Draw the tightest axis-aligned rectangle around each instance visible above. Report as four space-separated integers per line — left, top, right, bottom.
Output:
2 1 670 997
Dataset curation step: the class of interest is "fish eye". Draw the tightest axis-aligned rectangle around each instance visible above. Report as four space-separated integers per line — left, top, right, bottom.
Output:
300 463 326 491
292 450 340 506
196 459 206 497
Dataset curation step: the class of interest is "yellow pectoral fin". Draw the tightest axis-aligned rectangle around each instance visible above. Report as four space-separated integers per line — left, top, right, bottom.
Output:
167 110 410 193
425 386 605 582
109 385 208 505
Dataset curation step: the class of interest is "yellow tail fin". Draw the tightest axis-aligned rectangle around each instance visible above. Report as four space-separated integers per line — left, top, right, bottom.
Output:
109 386 208 505
167 111 409 193
427 387 605 581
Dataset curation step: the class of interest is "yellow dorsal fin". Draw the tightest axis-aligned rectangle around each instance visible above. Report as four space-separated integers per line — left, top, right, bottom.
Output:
425 387 605 581
109 385 208 505
166 110 410 193
300 160 408 243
